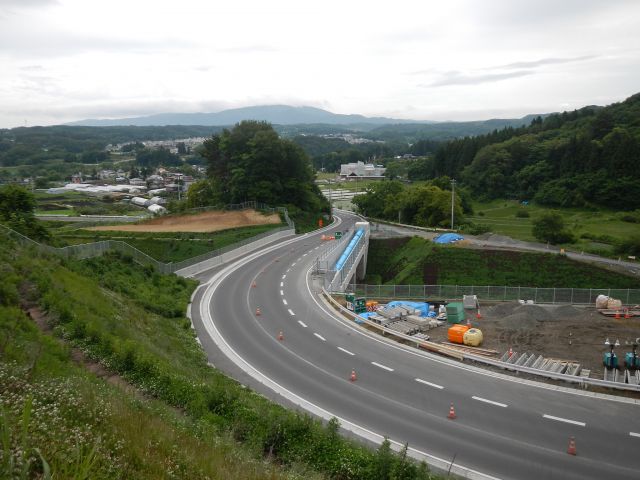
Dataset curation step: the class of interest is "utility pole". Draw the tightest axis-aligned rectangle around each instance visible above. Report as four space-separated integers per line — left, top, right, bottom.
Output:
450 178 456 230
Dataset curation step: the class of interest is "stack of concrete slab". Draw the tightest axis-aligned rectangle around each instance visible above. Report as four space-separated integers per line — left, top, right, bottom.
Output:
378 307 406 320
405 315 430 329
369 314 394 326
386 321 420 335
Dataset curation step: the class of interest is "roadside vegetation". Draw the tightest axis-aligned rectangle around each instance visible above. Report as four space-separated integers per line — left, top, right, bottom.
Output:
51 223 282 263
365 237 640 288
0 233 439 480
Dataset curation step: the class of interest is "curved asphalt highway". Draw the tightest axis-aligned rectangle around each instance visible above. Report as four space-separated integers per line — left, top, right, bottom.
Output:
191 212 640 480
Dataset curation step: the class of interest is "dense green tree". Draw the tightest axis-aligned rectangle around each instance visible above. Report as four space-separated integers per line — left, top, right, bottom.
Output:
532 212 575 244
136 147 181 168
200 121 328 220
352 180 404 219
0 184 49 240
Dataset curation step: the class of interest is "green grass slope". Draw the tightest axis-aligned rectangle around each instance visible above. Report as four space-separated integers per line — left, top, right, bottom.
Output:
366 237 640 288
0 235 438 480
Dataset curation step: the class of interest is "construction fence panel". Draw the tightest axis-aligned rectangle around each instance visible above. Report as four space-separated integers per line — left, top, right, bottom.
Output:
334 283 640 305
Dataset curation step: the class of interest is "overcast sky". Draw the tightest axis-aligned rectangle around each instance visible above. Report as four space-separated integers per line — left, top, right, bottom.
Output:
1 0 639 127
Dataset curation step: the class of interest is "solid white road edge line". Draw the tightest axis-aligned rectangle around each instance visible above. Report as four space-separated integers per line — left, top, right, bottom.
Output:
542 414 586 427
298 320 308 328
472 396 508 408
314 333 326 341
194 215 501 480
338 347 355 356
415 378 444 390
371 361 394 372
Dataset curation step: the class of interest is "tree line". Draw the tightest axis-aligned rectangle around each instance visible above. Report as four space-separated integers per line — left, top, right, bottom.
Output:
408 93 640 210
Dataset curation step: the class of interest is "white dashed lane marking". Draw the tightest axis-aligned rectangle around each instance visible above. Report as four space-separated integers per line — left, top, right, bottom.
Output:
298 320 308 328
282 299 288 306
415 378 444 390
630 432 640 438
314 333 326 341
472 396 507 408
282 275 286 279
280 290 284 296
288 309 295 316
543 414 586 427
338 347 355 356
371 362 394 372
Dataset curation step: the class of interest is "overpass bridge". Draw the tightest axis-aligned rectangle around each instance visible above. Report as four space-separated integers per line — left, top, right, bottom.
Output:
314 215 370 292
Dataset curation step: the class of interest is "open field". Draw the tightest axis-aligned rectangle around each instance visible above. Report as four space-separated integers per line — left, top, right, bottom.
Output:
469 199 638 254
89 209 282 233
34 190 142 217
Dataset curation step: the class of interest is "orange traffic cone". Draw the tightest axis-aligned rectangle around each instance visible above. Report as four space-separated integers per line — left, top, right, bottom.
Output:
350 369 357 382
447 403 457 420
624 309 631 319
476 310 482 319
567 436 577 456
256 307 261 316
278 331 284 341
615 309 621 319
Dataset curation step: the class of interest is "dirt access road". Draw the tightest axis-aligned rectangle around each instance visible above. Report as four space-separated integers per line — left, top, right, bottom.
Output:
89 209 281 233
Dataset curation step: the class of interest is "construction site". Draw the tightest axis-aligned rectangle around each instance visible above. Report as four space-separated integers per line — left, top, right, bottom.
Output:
335 294 640 390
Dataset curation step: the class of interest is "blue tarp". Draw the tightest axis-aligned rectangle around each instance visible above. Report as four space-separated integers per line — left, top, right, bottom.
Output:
386 301 432 317
433 233 464 244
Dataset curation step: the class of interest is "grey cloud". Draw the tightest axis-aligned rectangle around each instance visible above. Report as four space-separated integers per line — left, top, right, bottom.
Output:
217 45 278 54
424 70 533 87
0 32 195 58
487 55 597 70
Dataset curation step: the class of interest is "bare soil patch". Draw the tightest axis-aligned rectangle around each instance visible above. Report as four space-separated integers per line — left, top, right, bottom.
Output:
88 209 281 233
426 301 640 376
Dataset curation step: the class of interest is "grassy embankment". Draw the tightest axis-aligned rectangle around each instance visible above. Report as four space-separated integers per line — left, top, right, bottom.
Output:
365 237 640 288
0 235 438 480
468 199 639 256
52 224 282 263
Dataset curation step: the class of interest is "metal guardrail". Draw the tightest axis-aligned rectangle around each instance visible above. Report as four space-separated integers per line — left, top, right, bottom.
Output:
0 201 295 274
322 289 640 393
342 284 640 305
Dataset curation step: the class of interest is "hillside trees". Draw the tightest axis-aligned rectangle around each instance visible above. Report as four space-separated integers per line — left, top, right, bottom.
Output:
200 121 329 223
412 93 640 209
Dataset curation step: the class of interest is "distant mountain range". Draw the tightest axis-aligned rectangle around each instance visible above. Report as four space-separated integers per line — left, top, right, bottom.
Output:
65 105 434 127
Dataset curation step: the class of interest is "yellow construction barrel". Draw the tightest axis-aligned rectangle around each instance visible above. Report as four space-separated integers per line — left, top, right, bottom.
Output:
463 328 484 347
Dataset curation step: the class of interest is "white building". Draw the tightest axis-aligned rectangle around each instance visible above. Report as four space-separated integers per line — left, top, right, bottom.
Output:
339 161 386 179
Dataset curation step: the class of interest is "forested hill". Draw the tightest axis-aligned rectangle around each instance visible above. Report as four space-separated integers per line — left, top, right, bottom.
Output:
413 93 640 210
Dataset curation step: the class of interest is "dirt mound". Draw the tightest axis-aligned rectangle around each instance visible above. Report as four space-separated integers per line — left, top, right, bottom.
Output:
552 305 584 318
89 209 281 233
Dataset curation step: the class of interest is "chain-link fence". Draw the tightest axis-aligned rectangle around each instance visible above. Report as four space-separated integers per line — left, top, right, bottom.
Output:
1 202 295 274
341 283 640 305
